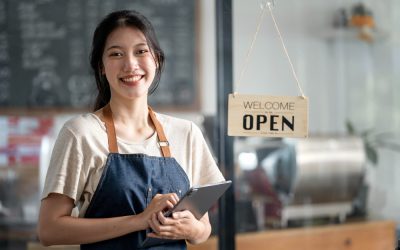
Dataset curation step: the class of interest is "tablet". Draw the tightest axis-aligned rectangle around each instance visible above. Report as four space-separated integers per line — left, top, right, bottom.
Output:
141 180 232 248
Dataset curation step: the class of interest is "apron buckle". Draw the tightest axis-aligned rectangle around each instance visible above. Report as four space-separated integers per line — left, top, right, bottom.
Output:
158 141 169 147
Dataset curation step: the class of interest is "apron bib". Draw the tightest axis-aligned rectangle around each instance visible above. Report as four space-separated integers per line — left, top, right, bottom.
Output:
81 104 190 250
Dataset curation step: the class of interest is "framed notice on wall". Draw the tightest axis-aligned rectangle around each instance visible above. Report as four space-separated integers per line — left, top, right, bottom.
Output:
228 94 308 138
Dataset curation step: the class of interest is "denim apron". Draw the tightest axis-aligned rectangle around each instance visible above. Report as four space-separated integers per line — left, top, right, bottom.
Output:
81 104 190 250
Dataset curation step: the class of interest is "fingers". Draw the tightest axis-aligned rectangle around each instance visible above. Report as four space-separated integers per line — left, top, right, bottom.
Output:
150 210 192 228
147 210 200 241
148 211 180 232
166 193 179 206
159 193 179 213
155 193 179 206
148 230 179 240
148 212 174 234
148 193 180 213
148 213 160 234
154 192 178 201
147 218 181 241
171 210 194 220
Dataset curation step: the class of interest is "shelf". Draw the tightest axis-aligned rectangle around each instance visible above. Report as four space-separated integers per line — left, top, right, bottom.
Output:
322 27 389 43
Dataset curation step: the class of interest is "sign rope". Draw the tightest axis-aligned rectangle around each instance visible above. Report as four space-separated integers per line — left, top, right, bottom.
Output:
235 1 306 98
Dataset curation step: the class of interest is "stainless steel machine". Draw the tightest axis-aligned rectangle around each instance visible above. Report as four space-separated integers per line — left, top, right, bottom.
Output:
235 136 366 228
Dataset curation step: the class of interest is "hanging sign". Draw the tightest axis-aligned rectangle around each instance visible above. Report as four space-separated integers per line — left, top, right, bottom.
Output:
228 94 308 138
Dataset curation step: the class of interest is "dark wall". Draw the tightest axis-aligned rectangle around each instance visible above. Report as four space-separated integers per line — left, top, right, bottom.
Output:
0 0 196 110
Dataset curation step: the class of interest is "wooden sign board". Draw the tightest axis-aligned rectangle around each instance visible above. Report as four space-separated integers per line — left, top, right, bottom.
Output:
228 94 308 138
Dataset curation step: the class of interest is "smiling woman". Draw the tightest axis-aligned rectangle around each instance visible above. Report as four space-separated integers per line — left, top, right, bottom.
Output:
102 26 158 101
90 10 165 111
36 10 225 250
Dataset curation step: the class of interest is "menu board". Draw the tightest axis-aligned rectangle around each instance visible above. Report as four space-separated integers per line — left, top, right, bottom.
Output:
0 0 196 110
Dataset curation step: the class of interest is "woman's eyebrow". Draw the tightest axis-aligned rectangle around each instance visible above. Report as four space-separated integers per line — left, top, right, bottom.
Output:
105 45 122 51
133 42 149 48
106 43 148 51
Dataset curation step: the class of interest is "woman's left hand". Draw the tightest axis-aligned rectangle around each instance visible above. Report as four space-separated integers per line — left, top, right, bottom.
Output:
147 210 211 244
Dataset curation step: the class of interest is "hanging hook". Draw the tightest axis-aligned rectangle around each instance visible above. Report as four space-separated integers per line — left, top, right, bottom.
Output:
260 0 275 10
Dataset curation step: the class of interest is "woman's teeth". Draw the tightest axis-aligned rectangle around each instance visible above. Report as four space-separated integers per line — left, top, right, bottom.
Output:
121 75 142 82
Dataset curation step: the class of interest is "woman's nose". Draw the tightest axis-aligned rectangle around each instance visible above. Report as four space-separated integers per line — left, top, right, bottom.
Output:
123 54 139 72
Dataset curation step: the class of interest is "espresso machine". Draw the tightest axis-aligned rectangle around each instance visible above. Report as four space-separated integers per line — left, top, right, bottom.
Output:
235 136 366 228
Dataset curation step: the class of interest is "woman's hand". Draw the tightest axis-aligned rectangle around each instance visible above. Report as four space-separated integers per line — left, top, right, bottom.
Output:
140 193 179 227
147 210 211 244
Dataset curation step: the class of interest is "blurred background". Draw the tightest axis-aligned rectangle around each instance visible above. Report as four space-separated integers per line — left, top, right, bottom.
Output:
0 0 399 249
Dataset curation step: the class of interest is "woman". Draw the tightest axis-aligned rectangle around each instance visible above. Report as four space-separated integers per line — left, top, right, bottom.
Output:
37 10 225 249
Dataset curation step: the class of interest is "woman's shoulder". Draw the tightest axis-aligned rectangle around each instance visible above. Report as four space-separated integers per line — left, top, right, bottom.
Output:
62 113 105 137
155 112 194 131
155 112 205 139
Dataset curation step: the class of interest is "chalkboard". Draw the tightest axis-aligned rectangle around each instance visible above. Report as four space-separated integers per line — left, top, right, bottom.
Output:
0 0 197 110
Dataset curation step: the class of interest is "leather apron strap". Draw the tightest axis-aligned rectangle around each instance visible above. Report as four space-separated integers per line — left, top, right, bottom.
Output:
148 106 171 158
101 104 171 157
102 104 118 153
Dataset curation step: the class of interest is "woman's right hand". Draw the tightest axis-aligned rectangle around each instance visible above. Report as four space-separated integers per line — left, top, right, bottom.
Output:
140 193 180 226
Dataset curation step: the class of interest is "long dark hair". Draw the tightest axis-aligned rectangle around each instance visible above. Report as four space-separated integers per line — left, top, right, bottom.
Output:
90 10 165 111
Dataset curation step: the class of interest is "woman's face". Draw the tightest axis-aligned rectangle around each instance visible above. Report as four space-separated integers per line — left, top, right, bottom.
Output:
102 26 157 101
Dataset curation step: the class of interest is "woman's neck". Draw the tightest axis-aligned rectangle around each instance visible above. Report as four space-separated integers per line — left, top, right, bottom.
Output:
107 98 155 142
109 98 148 122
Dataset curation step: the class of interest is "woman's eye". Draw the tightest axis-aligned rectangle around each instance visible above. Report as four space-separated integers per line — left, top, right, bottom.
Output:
136 49 148 55
109 52 123 57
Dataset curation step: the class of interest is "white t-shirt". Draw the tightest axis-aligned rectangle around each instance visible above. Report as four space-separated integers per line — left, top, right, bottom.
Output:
41 112 225 217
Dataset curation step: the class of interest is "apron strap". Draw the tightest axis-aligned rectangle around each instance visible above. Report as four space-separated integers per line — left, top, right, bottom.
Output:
148 106 171 158
102 104 119 153
101 104 171 157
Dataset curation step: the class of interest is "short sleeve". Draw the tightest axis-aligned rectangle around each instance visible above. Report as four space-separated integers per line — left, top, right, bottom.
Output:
189 122 225 186
41 124 85 205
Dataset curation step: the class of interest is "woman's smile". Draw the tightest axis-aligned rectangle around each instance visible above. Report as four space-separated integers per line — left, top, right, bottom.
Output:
120 74 144 86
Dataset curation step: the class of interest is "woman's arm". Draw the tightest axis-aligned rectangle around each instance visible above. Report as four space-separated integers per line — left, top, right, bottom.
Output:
37 192 178 246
